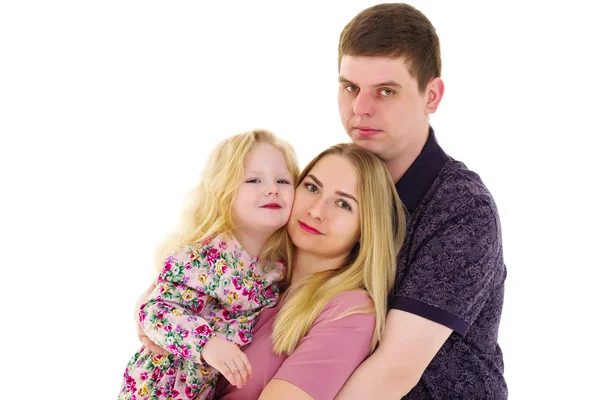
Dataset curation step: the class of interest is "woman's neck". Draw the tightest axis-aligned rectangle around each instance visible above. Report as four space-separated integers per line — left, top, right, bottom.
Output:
232 228 272 259
290 249 348 286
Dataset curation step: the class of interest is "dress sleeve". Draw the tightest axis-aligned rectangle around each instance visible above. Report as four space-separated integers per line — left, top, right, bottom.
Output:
139 244 216 363
272 291 376 400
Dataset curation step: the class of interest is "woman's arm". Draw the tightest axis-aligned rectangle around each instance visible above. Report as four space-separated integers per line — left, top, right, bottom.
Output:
259 291 376 400
259 379 315 400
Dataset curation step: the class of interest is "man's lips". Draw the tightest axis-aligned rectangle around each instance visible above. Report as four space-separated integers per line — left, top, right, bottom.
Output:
298 221 323 235
261 203 282 209
355 126 381 137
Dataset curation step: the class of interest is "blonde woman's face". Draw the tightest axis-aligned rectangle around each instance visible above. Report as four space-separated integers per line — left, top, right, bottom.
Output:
287 155 361 259
232 143 295 233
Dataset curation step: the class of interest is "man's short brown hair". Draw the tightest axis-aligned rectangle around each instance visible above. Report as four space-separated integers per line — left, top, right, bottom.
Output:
338 3 442 92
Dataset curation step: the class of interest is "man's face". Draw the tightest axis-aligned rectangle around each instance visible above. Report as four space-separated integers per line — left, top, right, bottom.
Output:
338 55 431 162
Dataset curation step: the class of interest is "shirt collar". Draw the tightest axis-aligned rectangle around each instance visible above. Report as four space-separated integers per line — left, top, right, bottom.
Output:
395 126 449 213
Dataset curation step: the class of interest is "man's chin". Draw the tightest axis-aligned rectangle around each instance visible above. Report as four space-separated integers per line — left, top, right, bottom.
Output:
351 136 384 152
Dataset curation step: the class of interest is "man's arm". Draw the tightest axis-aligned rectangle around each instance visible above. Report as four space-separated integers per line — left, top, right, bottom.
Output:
336 186 502 399
335 309 451 399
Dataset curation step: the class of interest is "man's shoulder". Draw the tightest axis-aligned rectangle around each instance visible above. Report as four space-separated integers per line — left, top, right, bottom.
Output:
438 158 493 199
425 158 498 215
410 158 501 247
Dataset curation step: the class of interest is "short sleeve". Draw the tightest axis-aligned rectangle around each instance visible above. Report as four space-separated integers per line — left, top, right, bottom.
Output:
273 291 375 400
392 195 503 336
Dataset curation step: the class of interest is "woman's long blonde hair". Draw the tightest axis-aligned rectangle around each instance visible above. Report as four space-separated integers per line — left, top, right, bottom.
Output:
155 129 299 269
272 143 405 355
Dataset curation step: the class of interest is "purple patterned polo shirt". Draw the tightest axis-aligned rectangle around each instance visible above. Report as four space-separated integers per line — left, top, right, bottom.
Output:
392 127 508 399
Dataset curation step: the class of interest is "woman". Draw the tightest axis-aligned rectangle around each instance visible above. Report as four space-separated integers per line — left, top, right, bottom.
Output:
136 143 405 399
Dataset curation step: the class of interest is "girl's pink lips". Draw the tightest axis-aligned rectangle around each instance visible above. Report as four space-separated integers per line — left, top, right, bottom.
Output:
261 203 282 209
298 221 324 235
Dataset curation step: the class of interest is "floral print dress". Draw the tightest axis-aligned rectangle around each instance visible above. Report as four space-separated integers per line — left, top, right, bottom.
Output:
118 234 286 400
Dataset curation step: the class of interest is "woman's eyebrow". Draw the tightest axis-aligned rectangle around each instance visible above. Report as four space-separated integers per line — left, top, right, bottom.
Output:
307 174 323 187
336 191 358 204
308 174 358 204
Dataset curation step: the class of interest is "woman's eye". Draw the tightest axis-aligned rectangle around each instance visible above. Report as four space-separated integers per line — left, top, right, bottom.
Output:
305 183 318 193
336 199 352 211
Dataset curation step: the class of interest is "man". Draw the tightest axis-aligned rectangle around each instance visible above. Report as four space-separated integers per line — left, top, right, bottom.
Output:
335 3 507 399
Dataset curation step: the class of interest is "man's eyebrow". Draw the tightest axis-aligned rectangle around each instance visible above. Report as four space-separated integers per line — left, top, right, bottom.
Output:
339 76 356 85
307 174 359 204
375 80 403 88
338 75 403 89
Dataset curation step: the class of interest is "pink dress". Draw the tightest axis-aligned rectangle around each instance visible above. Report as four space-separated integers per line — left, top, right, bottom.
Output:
118 234 286 400
215 290 376 400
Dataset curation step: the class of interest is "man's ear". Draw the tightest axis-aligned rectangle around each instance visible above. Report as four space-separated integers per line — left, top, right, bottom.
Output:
425 77 444 114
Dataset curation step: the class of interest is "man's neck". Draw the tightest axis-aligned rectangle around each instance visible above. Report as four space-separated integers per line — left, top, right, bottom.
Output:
385 126 430 183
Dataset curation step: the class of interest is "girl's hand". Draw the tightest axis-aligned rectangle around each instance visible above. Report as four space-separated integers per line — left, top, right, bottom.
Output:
202 336 253 388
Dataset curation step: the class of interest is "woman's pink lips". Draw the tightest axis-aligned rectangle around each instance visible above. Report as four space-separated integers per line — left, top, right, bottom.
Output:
298 221 323 235
261 203 281 209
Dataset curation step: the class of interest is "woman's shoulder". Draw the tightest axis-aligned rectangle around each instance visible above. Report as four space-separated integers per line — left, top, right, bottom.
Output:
327 289 373 307
316 290 375 323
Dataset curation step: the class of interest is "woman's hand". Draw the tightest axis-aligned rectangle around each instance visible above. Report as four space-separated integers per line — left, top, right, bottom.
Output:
202 336 253 388
135 283 168 355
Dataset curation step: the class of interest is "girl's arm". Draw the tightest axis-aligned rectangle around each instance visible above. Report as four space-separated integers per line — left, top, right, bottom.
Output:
140 244 251 388
135 281 167 355
140 281 215 364
139 243 219 363
258 291 376 400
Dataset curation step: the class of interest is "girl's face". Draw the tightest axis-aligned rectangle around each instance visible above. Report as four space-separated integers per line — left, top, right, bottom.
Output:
287 154 361 259
231 143 295 234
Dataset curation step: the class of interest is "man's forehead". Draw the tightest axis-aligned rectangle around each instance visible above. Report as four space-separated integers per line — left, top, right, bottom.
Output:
339 55 412 85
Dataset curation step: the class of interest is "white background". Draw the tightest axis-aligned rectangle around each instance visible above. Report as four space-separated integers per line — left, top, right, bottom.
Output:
1 0 598 398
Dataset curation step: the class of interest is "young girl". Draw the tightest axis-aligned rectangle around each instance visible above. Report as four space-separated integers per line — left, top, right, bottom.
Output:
118 129 299 400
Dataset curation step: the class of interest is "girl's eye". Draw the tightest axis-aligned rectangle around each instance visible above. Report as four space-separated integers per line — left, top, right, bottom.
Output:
277 179 291 184
305 182 318 193
246 178 260 183
336 199 352 211
379 88 395 97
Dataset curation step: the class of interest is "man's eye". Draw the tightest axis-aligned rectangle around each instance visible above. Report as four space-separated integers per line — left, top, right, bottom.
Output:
379 89 395 97
345 85 359 93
